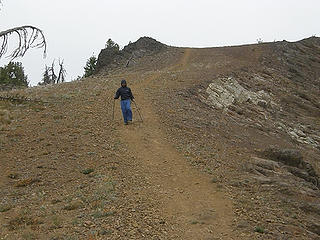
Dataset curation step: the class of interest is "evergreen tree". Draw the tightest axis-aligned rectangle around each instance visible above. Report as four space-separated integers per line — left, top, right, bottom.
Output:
39 65 51 85
0 62 28 87
84 55 97 77
105 38 120 51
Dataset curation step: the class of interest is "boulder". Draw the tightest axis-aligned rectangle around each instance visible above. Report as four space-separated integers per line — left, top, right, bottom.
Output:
261 147 303 168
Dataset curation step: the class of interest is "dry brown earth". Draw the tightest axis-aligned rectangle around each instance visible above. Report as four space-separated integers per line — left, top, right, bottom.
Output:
1 37 320 239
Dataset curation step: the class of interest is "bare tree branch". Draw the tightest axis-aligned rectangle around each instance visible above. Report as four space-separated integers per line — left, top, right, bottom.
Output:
57 59 66 83
0 25 47 59
49 60 57 84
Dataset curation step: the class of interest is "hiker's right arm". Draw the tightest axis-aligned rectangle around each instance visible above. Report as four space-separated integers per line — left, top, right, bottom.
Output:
114 89 120 99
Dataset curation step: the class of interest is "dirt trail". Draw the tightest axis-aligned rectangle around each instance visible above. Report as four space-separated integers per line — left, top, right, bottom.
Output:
116 50 236 239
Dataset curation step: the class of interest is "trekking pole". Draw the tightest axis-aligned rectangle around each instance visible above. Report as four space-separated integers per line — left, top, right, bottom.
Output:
112 99 115 121
133 101 143 122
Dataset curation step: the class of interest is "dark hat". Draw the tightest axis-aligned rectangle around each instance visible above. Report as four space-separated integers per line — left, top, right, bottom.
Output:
121 79 127 85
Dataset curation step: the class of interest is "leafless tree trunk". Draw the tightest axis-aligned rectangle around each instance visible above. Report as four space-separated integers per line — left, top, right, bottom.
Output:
57 59 66 83
49 61 57 84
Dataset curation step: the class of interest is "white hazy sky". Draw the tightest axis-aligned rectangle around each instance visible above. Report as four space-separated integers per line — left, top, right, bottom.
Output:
0 0 319 86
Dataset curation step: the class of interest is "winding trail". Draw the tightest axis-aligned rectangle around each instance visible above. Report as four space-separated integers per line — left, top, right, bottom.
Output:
116 49 236 239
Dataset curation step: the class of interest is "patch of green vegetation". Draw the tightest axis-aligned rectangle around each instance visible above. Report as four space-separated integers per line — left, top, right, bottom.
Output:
92 210 115 219
99 229 112 235
211 177 218 183
31 104 46 112
61 236 77 240
0 204 11 212
61 94 73 100
205 167 213 175
82 130 91 135
254 226 265 234
81 168 94 175
53 114 65 120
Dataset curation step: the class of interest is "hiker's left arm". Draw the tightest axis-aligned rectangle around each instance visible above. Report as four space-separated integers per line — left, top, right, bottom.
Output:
129 89 134 101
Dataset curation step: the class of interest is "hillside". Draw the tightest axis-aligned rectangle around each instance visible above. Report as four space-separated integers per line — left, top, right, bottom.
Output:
0 36 320 239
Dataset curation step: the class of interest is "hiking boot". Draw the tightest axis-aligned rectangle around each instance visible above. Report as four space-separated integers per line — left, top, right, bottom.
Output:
128 120 132 124
124 122 128 125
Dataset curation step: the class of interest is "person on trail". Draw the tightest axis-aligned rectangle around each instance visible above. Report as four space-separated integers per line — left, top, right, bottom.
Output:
114 79 134 125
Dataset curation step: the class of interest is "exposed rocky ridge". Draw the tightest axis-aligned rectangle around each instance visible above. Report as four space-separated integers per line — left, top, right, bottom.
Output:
96 37 168 73
272 37 320 85
198 37 320 151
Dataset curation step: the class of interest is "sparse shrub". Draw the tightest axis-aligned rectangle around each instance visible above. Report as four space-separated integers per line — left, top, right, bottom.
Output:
51 199 62 204
211 177 218 183
73 75 83 81
22 231 37 240
63 200 83 211
15 178 40 187
255 226 265 233
81 168 94 175
51 215 63 228
88 181 115 209
0 204 11 212
8 213 43 230
256 38 263 44
0 110 12 125
94 181 115 200
92 210 115 219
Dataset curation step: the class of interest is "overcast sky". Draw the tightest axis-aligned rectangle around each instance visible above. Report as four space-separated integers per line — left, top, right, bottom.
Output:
0 0 319 86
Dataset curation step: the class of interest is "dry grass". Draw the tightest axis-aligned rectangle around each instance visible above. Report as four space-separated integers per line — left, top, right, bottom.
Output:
15 178 40 187
8 214 43 231
0 109 12 125
63 200 83 211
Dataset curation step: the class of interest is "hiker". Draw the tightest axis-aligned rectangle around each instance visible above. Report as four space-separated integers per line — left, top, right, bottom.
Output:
114 79 134 125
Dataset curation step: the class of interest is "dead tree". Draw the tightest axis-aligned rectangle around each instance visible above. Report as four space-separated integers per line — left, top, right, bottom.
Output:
39 59 67 85
0 0 46 59
0 25 47 59
49 61 57 84
57 59 66 83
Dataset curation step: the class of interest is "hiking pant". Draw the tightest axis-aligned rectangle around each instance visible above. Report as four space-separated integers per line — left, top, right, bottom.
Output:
120 99 132 123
